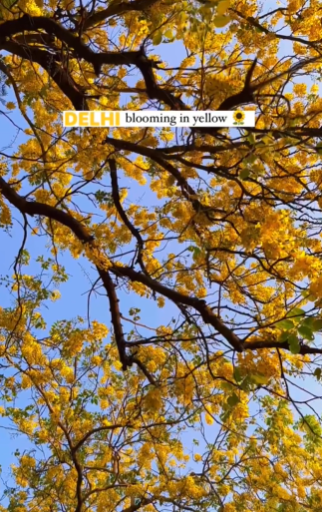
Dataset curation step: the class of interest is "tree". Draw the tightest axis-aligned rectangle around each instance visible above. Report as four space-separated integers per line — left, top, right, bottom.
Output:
1 0 322 511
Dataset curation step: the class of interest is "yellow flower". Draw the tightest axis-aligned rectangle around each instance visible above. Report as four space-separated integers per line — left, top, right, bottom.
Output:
205 412 214 425
233 110 245 123
223 504 236 512
60 365 74 383
113 360 123 371
293 83 307 97
91 355 102 366
19 0 42 14
288 0 302 14
196 287 207 298
100 399 109 410
50 290 61 301
157 296 165 308
311 83 319 94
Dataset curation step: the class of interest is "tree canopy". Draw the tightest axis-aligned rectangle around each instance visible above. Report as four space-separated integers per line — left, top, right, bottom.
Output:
2 0 322 511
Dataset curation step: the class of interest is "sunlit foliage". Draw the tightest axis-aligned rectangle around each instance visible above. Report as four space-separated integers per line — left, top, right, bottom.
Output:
0 1 322 511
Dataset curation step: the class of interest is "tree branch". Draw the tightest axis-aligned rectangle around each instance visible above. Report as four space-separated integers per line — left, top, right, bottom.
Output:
84 0 161 30
1 176 321 359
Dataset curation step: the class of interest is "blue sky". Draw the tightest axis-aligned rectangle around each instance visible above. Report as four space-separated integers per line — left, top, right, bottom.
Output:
0 35 208 493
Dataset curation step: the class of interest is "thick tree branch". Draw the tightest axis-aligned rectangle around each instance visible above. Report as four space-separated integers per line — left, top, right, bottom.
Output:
96 267 129 370
1 41 88 110
217 58 257 111
105 137 223 218
0 14 146 75
2 13 321 121
0 177 320 359
0 177 129 369
245 340 322 355
231 8 322 49
83 0 161 30
108 159 146 272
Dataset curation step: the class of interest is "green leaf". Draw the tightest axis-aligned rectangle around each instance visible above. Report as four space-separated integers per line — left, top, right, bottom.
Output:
244 155 257 165
152 31 163 45
164 29 173 38
288 333 301 354
240 376 252 392
220 410 231 423
314 368 321 381
240 168 250 180
217 0 231 15
286 308 305 323
301 317 315 329
254 25 266 33
233 366 242 383
278 331 290 342
213 15 230 27
313 319 322 332
2 0 16 7
251 374 269 385
246 133 256 145
188 246 202 260
227 393 240 407
298 324 314 341
275 319 294 330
